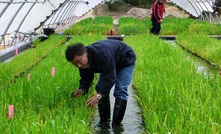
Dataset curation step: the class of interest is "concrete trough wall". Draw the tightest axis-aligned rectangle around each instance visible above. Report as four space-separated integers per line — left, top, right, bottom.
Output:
0 40 32 62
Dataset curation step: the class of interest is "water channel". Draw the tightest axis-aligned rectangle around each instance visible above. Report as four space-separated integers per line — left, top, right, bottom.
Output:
90 39 219 134
168 40 218 77
2 37 218 133
91 85 145 134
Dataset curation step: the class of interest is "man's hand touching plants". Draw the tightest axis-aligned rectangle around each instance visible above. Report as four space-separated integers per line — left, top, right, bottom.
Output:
70 88 84 98
86 93 102 107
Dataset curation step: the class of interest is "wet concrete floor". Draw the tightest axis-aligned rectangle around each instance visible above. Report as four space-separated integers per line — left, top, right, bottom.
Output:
91 85 145 134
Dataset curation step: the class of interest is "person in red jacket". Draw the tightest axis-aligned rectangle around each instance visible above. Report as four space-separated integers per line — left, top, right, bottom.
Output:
150 0 167 35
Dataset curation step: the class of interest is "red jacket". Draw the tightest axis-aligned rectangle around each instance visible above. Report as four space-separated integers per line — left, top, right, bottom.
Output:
150 0 165 22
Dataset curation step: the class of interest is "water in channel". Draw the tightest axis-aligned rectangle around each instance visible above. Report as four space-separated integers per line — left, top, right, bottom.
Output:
91 85 145 134
168 40 218 77
90 39 219 133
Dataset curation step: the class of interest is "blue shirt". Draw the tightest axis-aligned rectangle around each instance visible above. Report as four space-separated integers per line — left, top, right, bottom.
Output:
78 39 136 95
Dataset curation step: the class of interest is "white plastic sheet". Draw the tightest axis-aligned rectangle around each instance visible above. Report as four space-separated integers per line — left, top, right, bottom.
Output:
169 0 214 17
0 0 104 36
0 0 64 35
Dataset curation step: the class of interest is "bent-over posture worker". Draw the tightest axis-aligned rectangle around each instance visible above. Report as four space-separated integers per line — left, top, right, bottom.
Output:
65 39 136 126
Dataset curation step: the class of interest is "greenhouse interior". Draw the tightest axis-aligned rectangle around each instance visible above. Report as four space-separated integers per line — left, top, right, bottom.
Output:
1 0 221 133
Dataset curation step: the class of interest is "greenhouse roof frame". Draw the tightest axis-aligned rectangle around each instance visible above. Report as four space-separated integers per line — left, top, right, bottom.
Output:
170 0 221 22
0 0 104 47
2 0 219 49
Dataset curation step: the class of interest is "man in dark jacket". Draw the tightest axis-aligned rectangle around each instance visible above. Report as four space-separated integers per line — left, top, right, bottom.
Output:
150 0 167 35
65 39 136 126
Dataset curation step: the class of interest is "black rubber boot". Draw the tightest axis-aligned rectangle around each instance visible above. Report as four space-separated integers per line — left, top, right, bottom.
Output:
112 98 127 127
98 95 111 123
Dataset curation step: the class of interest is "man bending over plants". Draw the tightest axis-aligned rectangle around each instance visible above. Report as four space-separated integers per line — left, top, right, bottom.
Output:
65 39 136 127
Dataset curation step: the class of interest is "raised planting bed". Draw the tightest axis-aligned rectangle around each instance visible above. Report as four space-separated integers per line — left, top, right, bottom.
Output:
0 35 66 90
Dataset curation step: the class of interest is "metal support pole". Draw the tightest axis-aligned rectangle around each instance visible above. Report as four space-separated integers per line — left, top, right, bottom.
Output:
0 1 11 18
0 3 25 46
187 0 200 17
56 1 73 28
64 2 78 24
11 1 37 46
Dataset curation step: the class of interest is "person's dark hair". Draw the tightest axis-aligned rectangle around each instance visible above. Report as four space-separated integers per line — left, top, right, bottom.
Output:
65 42 86 62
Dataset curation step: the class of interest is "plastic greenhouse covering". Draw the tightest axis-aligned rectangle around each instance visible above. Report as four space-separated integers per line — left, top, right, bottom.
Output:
169 0 213 17
169 0 221 21
0 0 221 47
0 0 105 46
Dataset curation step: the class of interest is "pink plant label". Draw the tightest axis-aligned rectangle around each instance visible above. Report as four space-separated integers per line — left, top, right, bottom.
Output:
52 67 55 76
8 105 14 118
28 73 31 81
15 48 18 56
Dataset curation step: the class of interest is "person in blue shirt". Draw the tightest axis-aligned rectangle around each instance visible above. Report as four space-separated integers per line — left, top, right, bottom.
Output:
65 39 136 126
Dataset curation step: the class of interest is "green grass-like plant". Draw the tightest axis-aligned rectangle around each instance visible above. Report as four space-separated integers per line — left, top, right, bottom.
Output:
125 35 221 133
2 14 221 133
0 35 66 90
118 17 149 35
65 16 113 35
176 32 221 69
1 35 105 133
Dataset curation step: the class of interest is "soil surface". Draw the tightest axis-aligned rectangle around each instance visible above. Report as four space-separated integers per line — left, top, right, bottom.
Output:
78 3 189 33
1 3 189 51
0 45 10 51
81 3 189 21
